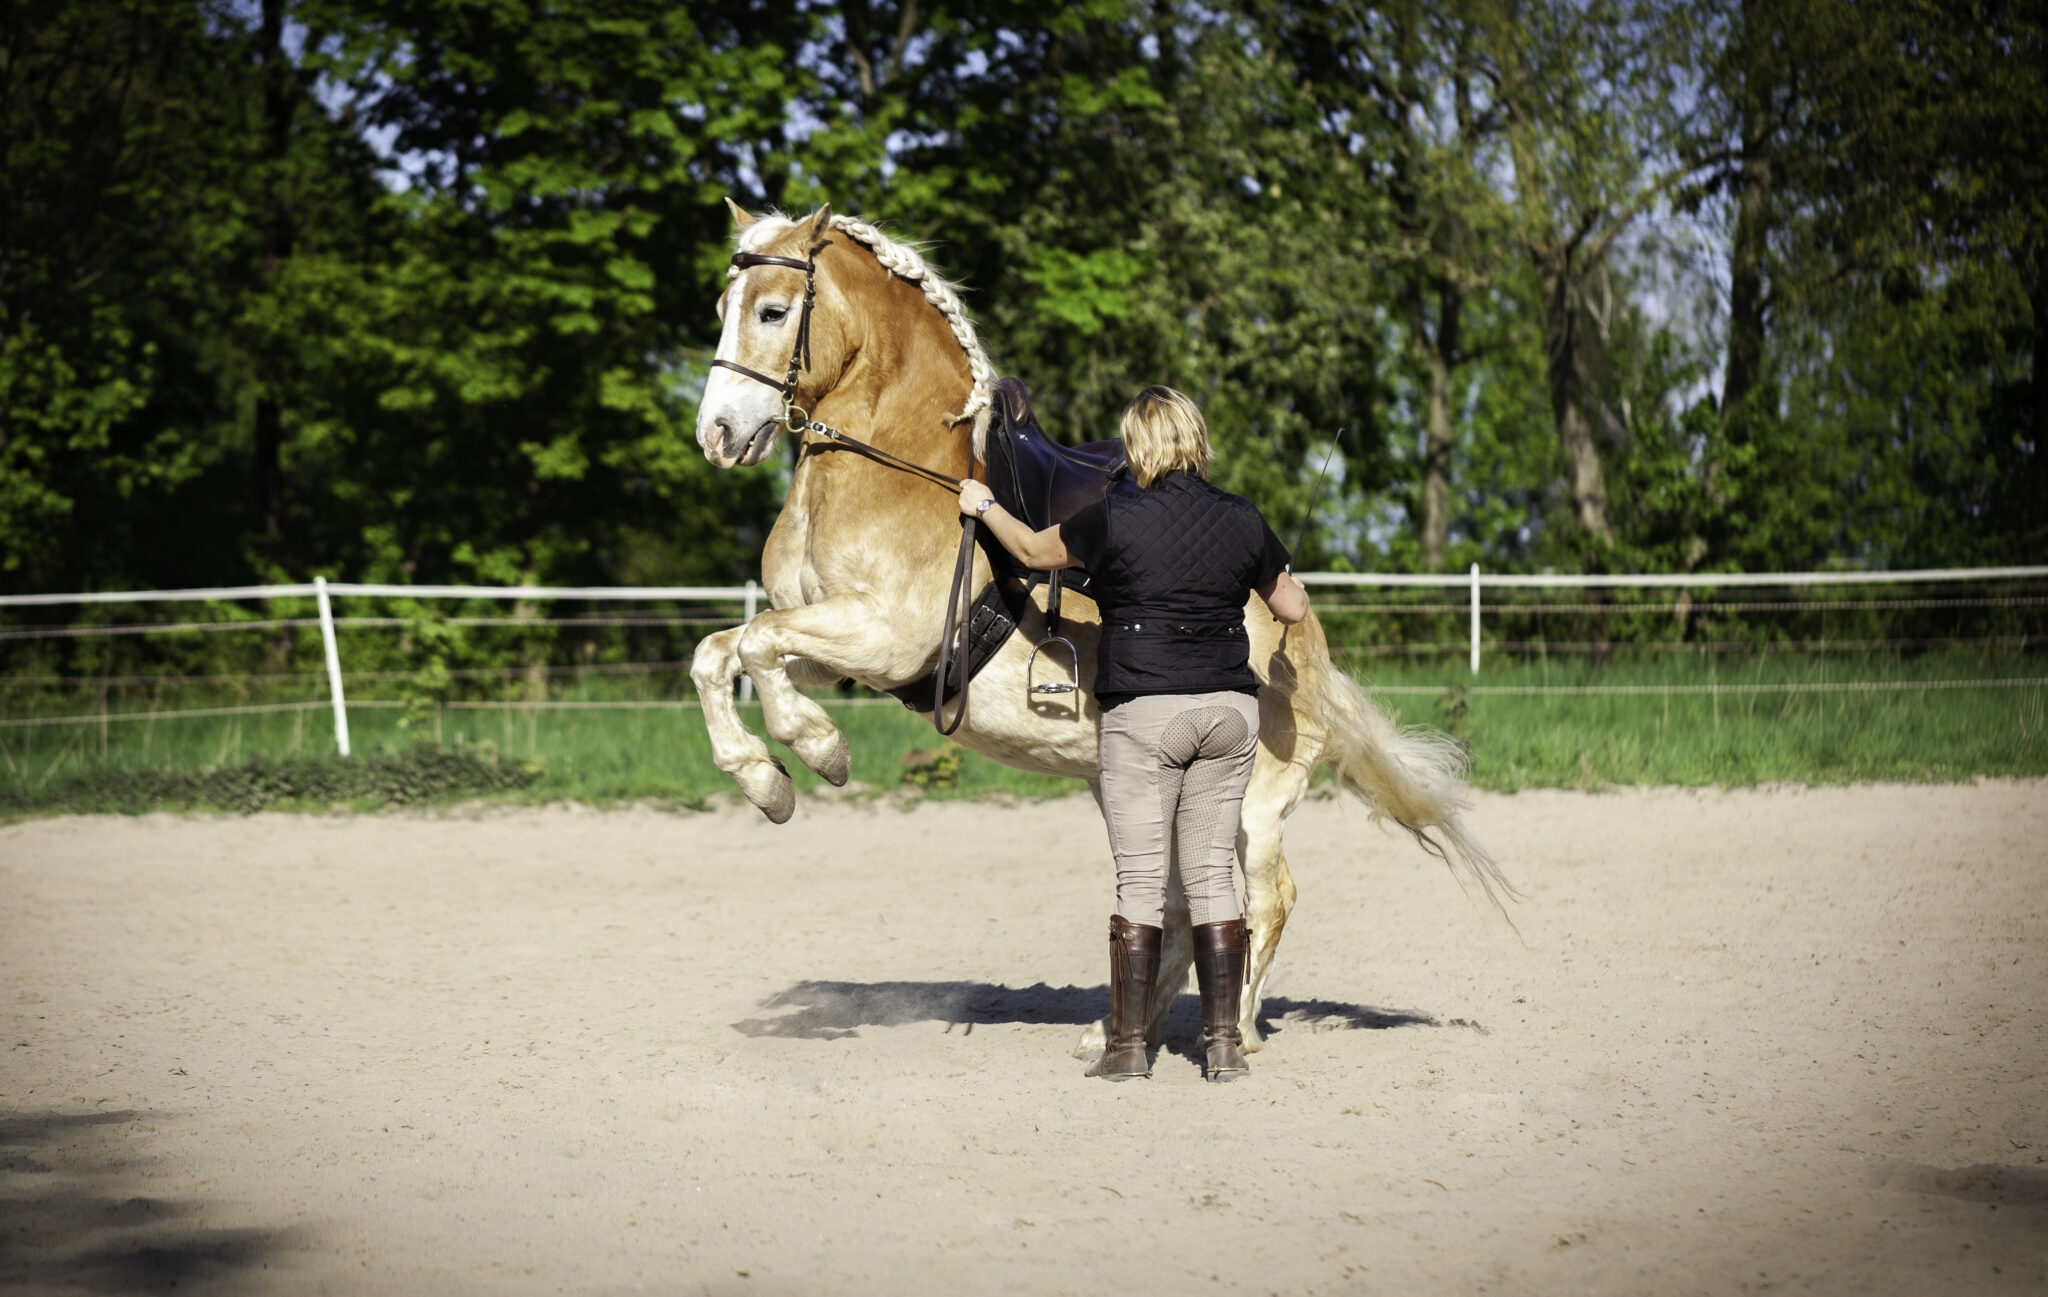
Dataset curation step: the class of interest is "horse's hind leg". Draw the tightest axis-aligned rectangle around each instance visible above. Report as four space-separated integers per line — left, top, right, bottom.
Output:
1237 747 1311 1051
733 598 937 790
1145 874 1195 1049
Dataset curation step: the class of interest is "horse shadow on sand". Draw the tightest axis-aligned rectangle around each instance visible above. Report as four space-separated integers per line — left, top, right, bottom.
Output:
0 1109 300 1294
731 980 1476 1054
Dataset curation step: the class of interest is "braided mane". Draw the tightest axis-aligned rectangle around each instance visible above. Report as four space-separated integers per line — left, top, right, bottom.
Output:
733 213 998 455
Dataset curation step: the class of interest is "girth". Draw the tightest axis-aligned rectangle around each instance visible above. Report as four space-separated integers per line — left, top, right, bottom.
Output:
882 577 1034 713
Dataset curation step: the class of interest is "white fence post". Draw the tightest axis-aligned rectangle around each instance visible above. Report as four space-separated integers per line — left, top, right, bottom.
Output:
1469 562 1481 676
739 579 760 703
315 577 352 756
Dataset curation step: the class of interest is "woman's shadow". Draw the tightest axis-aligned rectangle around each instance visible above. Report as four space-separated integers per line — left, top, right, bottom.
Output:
730 979 1458 1045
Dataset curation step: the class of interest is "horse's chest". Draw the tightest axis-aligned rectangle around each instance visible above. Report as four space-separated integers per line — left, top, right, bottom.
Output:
762 504 833 608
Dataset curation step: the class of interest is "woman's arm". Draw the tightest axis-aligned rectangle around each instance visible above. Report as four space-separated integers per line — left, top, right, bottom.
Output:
1257 570 1310 624
957 480 1080 570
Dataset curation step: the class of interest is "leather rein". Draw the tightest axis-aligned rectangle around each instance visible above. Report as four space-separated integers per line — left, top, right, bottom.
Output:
714 241 986 735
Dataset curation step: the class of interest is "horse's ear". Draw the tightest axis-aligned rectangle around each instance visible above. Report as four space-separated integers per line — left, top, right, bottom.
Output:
806 203 834 239
725 196 758 230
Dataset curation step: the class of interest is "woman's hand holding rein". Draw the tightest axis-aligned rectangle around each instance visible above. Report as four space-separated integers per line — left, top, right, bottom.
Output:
957 479 1076 571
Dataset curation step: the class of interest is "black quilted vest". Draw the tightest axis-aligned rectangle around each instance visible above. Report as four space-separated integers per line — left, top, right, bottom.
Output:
1091 472 1267 702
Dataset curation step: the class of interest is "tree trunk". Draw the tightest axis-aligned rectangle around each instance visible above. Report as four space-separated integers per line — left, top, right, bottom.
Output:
1557 399 1611 542
1723 161 1769 423
1536 257 1613 544
1509 99 1615 550
1722 0 1772 428
1418 279 1462 570
2034 250 2046 448
254 0 291 544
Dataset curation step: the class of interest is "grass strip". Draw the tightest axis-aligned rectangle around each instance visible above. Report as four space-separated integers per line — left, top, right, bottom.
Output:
1 652 2041 815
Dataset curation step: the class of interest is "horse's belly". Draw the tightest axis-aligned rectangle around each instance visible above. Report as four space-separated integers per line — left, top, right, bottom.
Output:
946 639 1102 780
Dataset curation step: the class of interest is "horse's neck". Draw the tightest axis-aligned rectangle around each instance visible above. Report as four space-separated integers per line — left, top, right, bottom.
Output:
815 264 974 480
767 252 978 613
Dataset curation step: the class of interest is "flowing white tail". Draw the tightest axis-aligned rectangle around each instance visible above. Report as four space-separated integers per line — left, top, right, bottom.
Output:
1297 657 1519 916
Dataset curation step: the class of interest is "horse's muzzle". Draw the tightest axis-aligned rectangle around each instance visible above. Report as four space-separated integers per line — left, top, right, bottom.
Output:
735 418 780 466
712 417 780 467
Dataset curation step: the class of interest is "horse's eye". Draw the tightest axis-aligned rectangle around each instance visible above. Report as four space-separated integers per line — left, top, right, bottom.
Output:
757 305 788 325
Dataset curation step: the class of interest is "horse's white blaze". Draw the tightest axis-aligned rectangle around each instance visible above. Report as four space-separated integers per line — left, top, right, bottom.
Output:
696 279 789 469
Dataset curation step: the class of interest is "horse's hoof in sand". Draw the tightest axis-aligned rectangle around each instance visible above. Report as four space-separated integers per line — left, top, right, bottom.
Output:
790 729 850 786
1071 1019 1107 1060
737 757 796 824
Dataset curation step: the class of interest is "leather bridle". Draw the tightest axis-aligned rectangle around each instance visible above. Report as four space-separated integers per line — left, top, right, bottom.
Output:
712 246 826 433
711 240 988 734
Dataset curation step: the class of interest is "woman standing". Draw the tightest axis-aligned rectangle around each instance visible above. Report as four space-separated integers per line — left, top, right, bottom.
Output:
957 385 1309 1082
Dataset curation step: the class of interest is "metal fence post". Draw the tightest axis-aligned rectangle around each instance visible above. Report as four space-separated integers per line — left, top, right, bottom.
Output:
315 576 352 756
739 579 760 703
1469 562 1481 676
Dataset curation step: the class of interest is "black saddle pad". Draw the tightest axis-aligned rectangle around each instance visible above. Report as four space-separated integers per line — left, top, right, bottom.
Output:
981 377 1124 588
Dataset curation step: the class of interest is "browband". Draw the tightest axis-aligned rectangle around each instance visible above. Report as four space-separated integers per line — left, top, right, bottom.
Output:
731 252 813 272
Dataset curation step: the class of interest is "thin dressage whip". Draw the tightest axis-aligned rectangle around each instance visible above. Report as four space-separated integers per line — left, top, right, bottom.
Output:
1287 426 1347 573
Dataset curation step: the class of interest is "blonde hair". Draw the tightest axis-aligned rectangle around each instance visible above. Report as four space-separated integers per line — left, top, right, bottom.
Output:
1120 385 1212 487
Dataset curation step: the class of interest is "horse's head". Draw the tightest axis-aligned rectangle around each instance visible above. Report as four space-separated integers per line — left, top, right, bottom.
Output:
697 201 848 468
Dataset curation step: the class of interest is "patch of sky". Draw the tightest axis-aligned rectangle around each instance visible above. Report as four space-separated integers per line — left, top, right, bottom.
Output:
656 347 711 411
1360 497 1410 556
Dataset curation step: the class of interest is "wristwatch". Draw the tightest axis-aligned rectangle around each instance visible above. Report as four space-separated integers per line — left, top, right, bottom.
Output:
975 498 995 516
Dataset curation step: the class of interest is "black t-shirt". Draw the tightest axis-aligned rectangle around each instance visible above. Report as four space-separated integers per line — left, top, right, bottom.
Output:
1058 472 1291 704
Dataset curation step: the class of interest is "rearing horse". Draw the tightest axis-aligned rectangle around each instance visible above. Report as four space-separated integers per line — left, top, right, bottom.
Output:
691 202 1508 1051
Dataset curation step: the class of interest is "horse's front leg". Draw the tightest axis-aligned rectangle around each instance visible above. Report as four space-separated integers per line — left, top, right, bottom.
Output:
731 596 933 813
691 623 799 822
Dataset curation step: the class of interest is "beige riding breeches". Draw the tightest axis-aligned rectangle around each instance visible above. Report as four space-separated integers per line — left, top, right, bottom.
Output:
1093 690 1261 928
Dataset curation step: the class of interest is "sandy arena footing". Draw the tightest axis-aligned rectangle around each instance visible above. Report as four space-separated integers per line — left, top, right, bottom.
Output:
2 781 2044 1294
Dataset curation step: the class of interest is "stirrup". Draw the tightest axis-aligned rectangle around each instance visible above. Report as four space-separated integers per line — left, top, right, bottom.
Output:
1026 636 1078 695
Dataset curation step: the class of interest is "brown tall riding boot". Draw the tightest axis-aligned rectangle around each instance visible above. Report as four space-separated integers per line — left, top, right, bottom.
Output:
1089 915 1160 1081
1193 918 1250 1082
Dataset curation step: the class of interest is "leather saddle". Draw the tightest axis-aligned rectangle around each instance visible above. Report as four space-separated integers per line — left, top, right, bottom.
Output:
982 376 1128 562
884 377 1124 716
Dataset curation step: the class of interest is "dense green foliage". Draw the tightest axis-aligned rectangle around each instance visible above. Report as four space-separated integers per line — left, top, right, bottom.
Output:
2 0 2042 798
4 0 2040 600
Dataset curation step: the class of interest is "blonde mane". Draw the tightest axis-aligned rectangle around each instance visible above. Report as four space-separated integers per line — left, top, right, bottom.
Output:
734 213 998 453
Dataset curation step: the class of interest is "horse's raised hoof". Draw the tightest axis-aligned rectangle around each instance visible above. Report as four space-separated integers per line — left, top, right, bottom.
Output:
737 757 797 824
790 729 851 786
1071 1020 1107 1060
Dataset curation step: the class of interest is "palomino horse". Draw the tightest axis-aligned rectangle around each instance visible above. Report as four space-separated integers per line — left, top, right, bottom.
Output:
691 202 1508 1053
